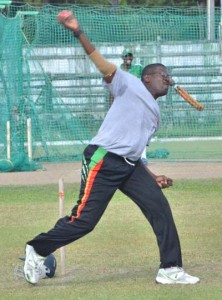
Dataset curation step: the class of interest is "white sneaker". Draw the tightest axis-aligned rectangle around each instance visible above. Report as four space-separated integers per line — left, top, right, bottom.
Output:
23 245 47 284
156 267 200 284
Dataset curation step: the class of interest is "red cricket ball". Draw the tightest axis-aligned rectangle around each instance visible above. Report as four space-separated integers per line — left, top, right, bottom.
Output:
58 10 71 18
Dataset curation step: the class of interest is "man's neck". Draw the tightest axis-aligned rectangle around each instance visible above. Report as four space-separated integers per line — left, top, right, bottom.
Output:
122 64 131 71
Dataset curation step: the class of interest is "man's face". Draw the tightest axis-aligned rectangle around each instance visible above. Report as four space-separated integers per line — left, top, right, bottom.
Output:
144 66 172 99
123 54 133 67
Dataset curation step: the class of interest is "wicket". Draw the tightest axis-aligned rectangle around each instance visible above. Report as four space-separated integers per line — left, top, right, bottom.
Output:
6 120 10 160
6 118 32 161
59 177 66 275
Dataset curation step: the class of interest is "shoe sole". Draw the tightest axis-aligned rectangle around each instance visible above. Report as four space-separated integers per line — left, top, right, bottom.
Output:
24 272 38 285
156 279 200 284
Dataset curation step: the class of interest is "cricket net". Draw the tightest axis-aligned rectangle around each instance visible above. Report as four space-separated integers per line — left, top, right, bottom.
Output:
0 4 222 172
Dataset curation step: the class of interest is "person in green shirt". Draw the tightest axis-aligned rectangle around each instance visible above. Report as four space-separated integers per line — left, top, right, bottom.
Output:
120 50 143 78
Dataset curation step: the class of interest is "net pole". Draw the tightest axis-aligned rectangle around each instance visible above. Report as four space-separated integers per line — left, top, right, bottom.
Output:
27 118 32 161
221 0 222 23
59 178 66 276
6 121 10 160
220 1 222 57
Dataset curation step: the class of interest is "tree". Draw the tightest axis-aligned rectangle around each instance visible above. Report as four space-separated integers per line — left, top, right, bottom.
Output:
39 0 212 7
123 0 202 5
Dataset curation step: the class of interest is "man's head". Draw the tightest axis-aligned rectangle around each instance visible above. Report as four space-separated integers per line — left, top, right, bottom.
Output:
141 63 172 99
122 50 134 68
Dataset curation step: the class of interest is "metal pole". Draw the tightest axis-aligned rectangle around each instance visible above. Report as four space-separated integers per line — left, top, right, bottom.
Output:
219 0 222 56
27 118 32 161
207 0 215 41
221 0 222 23
7 121 10 160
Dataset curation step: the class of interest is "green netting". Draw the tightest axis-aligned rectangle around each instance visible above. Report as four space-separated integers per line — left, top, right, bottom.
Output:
0 4 222 172
7 4 221 43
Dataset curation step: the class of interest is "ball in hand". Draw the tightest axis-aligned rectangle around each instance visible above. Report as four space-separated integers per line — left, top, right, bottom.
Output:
57 10 72 21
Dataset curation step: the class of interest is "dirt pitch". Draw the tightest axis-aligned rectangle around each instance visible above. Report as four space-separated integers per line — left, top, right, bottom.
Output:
0 161 221 186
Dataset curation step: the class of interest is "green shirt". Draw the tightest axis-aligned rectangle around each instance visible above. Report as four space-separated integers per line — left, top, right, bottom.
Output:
121 64 143 78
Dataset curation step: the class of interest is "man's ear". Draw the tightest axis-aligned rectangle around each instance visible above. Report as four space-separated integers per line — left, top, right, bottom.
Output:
142 74 151 83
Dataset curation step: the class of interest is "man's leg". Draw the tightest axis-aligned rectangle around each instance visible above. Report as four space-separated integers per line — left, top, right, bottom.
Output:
119 161 199 284
27 146 117 256
119 161 182 268
24 146 136 283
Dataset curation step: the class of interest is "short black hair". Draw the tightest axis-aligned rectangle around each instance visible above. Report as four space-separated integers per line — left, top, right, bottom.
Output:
122 50 133 58
125 52 133 56
141 63 166 80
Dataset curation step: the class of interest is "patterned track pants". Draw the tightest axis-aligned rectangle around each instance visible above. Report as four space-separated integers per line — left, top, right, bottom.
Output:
28 144 182 268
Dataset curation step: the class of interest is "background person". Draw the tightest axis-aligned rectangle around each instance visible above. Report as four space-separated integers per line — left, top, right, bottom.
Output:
120 49 143 78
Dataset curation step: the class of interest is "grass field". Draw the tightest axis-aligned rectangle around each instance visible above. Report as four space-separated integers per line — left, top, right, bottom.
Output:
30 139 222 162
0 179 222 300
148 140 222 160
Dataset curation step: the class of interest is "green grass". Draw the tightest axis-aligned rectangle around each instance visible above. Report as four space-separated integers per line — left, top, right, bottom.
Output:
148 140 222 160
0 180 222 300
30 140 222 162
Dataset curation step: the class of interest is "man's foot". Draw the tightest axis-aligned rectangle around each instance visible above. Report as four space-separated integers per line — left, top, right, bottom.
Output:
23 245 47 284
156 267 200 284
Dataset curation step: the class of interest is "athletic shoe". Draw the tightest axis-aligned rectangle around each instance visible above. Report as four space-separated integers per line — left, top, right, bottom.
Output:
23 245 47 284
156 267 200 284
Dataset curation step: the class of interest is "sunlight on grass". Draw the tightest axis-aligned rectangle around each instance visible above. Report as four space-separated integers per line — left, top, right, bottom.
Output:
0 179 222 299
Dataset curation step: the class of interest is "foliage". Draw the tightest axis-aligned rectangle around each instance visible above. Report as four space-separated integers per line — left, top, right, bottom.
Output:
23 0 204 7
121 0 201 6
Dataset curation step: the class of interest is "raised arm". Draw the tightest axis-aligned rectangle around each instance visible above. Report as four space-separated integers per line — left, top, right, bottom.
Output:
57 10 117 83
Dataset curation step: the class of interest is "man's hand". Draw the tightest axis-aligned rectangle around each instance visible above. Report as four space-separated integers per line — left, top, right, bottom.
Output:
156 175 173 189
57 10 79 32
